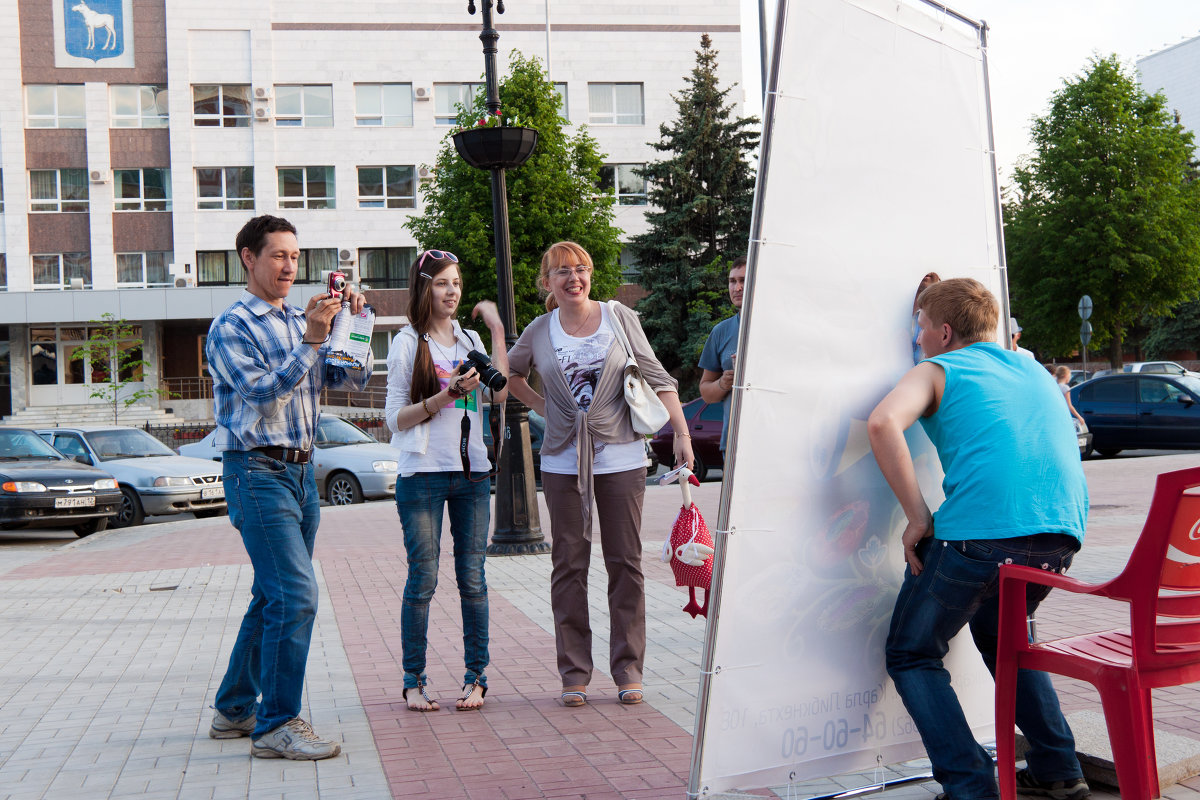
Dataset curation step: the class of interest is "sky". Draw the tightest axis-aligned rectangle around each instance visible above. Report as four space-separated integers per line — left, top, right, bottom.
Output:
739 0 1200 182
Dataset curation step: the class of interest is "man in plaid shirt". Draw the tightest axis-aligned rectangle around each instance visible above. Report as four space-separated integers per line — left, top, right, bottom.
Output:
205 215 371 760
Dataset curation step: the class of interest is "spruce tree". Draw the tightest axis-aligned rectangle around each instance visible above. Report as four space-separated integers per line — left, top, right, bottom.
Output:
407 52 622 331
628 34 758 390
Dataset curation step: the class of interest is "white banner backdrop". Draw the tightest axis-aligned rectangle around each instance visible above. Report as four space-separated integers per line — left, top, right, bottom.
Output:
689 0 1008 795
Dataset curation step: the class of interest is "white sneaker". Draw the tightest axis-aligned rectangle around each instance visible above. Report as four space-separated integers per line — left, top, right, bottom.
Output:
250 718 342 760
209 710 256 739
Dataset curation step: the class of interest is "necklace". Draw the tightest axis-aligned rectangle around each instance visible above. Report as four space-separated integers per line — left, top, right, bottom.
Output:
424 331 460 364
562 301 595 337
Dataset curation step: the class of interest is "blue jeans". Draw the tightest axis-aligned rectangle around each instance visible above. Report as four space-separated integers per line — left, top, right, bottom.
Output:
396 471 490 690
214 451 321 737
885 535 1084 800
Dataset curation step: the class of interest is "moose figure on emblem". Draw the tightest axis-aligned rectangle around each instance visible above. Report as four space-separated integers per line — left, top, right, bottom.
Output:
72 2 117 51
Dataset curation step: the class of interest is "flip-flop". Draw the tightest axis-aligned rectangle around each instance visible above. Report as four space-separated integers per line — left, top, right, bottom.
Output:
456 679 487 710
403 682 439 712
617 688 644 705
560 690 587 707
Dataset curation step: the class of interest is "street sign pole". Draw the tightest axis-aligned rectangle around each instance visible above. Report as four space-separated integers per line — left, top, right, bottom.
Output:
1078 295 1093 377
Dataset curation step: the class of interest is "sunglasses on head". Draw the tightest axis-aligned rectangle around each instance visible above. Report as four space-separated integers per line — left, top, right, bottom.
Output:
416 249 459 276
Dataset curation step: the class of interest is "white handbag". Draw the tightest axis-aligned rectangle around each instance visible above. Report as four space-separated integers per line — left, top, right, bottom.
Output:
607 301 671 435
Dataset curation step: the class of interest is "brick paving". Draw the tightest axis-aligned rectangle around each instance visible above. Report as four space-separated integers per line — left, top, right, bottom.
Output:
0 453 1198 799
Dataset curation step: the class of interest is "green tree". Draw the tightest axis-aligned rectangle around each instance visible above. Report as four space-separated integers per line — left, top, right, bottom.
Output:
1144 299 1200 359
69 314 168 424
1005 55 1200 365
406 52 622 332
627 34 759 391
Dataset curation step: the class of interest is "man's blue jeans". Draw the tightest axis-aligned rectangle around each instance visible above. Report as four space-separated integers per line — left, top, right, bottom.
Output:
885 534 1084 800
395 471 490 690
214 451 320 737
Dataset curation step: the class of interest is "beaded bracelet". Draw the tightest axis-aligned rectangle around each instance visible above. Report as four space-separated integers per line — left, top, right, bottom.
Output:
421 398 436 418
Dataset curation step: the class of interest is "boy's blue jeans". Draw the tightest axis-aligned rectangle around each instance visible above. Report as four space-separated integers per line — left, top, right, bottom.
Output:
885 534 1084 800
396 471 490 690
214 451 321 738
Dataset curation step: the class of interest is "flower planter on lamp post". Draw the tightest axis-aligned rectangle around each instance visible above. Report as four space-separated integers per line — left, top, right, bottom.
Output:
452 126 539 170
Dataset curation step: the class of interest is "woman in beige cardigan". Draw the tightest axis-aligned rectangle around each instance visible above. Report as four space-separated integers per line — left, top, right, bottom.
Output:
508 241 694 707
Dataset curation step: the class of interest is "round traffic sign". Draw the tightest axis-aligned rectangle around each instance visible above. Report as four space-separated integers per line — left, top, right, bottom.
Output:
1080 320 1093 347
1078 295 1093 320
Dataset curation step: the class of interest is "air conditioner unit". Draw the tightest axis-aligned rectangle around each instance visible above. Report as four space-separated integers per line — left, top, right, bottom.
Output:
254 87 270 99
69 277 85 290
168 262 196 288
89 169 106 183
254 106 270 121
418 166 432 179
414 86 431 101
338 249 352 261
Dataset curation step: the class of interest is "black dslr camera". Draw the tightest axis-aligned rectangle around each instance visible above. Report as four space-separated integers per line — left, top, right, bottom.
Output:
458 349 507 392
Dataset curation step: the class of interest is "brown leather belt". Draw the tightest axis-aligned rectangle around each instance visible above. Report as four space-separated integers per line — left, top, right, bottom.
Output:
253 446 313 464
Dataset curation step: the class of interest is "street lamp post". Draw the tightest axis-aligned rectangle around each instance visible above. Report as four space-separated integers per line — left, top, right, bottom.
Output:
456 0 549 555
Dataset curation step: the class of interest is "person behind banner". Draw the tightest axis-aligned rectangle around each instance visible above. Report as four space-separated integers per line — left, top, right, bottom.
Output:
867 279 1090 800
697 256 746 455
383 249 508 713
507 241 693 708
206 214 372 760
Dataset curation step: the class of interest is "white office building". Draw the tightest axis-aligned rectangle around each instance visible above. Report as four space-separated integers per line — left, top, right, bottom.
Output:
1138 32 1200 155
0 0 743 423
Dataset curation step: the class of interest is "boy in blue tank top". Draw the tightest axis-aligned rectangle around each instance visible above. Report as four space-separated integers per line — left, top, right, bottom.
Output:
867 279 1089 800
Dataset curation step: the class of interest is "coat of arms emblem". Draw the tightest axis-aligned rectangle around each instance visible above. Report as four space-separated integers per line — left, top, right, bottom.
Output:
64 0 123 61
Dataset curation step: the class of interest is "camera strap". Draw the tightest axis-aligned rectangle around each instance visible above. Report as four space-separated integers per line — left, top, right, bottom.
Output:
460 401 504 482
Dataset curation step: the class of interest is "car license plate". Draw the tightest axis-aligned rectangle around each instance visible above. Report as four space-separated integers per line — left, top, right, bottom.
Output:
201 487 224 499
55 496 95 508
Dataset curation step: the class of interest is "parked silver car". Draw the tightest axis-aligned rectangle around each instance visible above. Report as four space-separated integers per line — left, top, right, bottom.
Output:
180 415 398 505
37 426 226 528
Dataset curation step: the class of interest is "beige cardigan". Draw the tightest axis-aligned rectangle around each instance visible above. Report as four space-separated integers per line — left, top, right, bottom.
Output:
508 301 677 528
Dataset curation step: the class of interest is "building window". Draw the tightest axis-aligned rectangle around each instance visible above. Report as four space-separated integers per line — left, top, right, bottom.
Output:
0 254 6 290
193 85 251 127
278 167 335 210
30 170 89 213
116 252 172 287
434 83 484 125
599 164 647 205
0 170 5 213
357 166 416 208
554 82 569 121
359 247 415 289
588 83 644 125
355 83 414 127
113 168 171 211
299 249 338 284
619 247 640 281
32 253 91 290
275 85 334 127
196 167 254 210
26 85 86 128
110 85 169 128
197 250 245 286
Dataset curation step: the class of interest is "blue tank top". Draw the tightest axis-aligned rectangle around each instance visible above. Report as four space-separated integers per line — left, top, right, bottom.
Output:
919 342 1087 543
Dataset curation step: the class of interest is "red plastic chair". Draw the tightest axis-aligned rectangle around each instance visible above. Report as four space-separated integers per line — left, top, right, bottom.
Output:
995 465 1200 800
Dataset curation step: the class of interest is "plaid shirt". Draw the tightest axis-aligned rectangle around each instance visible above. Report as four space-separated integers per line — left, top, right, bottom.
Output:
207 291 372 451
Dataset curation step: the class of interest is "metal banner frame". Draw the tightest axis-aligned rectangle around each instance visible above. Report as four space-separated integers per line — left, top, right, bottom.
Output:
688 0 1010 794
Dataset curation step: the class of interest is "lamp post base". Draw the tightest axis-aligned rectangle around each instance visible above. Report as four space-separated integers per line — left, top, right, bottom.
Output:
488 397 549 556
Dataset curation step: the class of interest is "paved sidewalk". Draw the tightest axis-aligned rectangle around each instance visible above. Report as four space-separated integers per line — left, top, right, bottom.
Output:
1 454 1199 799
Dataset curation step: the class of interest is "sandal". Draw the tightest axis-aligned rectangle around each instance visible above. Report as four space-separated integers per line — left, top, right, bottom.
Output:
456 679 487 710
617 687 644 705
403 681 439 712
560 690 587 707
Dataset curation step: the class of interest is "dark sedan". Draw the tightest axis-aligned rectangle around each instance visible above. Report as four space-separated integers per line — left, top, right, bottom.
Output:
1070 374 1200 457
0 427 122 536
649 398 725 482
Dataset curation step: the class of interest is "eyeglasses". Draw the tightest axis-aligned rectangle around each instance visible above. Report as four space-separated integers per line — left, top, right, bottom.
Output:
551 265 592 278
416 249 459 276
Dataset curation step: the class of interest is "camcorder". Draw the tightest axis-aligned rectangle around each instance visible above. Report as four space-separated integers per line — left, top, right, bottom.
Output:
457 349 507 392
328 271 347 301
